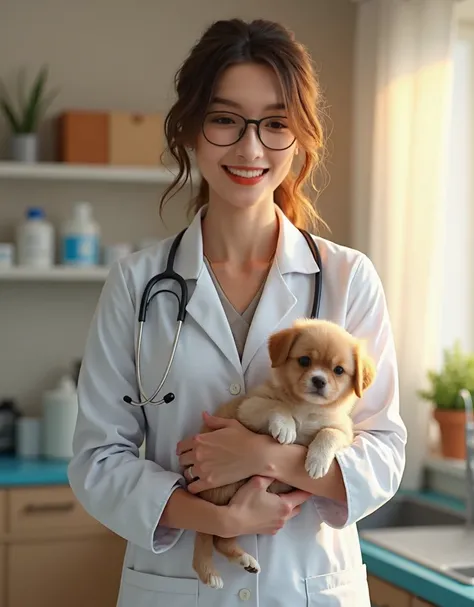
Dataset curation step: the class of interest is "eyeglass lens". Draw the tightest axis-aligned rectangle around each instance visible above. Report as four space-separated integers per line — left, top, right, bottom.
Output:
203 111 295 150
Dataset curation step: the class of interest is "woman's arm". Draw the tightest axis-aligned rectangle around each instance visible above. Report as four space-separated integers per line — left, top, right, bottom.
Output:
160 488 229 536
260 438 347 503
184 255 406 531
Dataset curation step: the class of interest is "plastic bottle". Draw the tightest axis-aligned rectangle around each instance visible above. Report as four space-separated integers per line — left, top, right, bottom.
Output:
17 207 55 267
61 202 100 266
42 375 78 459
0 399 22 454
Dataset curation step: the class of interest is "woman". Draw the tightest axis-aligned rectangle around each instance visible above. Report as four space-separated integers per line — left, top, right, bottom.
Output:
68 18 406 607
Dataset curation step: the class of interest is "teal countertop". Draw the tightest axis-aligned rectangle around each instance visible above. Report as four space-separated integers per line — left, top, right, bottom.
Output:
360 490 474 607
1 457 472 606
0 455 70 486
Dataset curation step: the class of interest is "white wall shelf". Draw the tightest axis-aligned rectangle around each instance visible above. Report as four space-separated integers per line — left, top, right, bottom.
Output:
0 267 109 282
0 161 199 185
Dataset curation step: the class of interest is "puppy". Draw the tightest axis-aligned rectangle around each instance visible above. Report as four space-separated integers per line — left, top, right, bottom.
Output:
191 318 376 589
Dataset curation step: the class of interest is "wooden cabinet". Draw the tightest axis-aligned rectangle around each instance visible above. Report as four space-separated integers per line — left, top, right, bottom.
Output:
8 535 124 607
0 545 6 607
411 599 436 607
0 485 126 607
368 575 437 607
368 575 412 607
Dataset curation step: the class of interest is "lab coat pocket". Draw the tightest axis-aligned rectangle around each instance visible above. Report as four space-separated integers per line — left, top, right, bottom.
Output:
305 564 370 606
119 567 198 607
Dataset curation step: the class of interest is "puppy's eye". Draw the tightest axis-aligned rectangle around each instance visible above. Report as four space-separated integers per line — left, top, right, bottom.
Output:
298 356 311 368
333 365 345 375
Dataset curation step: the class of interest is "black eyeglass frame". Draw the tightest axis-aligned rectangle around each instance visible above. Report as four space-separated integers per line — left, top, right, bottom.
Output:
201 110 297 151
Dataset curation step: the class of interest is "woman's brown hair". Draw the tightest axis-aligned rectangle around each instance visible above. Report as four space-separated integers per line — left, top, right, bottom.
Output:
160 18 328 232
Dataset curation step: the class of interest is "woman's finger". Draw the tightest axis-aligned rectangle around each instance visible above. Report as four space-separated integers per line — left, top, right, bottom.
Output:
187 478 210 494
176 436 197 455
288 505 302 519
278 489 313 509
178 451 195 467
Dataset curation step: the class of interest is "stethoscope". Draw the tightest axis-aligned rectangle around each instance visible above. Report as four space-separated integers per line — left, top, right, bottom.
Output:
123 228 322 406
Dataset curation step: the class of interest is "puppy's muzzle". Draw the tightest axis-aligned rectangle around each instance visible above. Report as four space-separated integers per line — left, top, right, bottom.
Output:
310 373 328 396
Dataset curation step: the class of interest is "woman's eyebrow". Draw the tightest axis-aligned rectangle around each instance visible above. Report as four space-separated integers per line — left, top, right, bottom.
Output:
211 96 286 111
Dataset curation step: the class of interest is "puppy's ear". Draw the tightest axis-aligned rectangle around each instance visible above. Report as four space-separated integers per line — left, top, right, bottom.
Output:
268 328 300 368
353 342 376 398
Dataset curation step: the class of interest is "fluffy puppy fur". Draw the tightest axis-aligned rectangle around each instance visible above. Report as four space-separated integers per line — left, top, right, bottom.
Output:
191 318 376 589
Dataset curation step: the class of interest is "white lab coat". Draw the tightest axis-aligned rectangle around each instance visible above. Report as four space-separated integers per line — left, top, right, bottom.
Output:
68 204 407 607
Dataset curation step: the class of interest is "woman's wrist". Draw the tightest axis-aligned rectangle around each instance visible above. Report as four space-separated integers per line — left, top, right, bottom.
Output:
160 488 233 537
219 503 243 538
257 434 284 477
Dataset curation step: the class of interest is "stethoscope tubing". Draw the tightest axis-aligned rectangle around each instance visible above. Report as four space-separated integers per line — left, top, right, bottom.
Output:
123 228 322 407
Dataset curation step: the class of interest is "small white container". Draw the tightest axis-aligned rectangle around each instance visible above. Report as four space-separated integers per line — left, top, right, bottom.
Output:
17 207 55 267
42 375 78 459
0 243 14 268
16 417 41 458
61 202 101 267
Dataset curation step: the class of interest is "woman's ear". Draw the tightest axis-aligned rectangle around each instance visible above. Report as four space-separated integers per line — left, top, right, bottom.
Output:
268 328 300 368
353 342 376 398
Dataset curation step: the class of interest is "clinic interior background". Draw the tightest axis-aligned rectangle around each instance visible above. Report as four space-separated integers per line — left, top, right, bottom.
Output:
0 0 471 497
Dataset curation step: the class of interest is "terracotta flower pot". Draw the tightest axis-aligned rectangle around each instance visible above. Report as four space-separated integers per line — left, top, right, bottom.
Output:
433 409 466 459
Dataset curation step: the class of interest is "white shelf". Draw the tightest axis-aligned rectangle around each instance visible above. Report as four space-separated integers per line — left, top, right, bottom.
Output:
0 266 110 282
0 161 200 184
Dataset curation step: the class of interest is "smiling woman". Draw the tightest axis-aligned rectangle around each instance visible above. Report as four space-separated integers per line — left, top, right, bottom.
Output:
161 19 326 232
67 17 406 607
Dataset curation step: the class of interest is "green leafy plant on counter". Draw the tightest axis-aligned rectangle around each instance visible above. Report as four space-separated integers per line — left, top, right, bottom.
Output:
418 340 474 410
0 65 59 134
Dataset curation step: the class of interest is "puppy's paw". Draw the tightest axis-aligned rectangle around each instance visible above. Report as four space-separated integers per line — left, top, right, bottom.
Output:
305 448 334 479
269 414 297 445
206 574 224 590
238 553 261 574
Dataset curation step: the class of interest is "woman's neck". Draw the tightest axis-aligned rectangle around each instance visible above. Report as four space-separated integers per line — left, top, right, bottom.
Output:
201 203 279 267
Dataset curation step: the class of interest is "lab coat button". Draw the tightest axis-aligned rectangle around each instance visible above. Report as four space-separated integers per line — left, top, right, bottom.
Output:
229 383 241 395
238 588 251 601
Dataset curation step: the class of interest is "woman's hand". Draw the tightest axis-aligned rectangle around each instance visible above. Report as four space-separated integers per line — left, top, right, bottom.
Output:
222 476 312 537
176 411 269 494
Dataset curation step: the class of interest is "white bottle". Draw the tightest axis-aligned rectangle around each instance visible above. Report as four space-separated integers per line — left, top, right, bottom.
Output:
17 207 55 267
61 202 101 266
42 375 78 459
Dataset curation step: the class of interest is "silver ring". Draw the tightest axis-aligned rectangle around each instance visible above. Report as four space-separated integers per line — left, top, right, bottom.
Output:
187 466 195 480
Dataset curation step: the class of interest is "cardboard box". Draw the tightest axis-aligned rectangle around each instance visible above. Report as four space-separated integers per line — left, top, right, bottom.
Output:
58 111 109 164
109 112 164 166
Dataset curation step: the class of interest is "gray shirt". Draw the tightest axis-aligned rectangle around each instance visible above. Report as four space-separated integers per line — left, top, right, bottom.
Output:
203 257 264 360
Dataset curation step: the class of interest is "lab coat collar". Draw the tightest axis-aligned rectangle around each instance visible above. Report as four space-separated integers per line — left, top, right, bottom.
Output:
174 203 320 375
174 204 320 280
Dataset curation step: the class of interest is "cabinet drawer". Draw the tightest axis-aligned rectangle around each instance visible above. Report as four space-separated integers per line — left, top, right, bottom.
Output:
367 575 411 607
0 491 6 536
412 599 435 607
8 486 99 534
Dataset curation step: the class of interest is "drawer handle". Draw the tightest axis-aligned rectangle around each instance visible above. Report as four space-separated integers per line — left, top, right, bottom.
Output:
23 502 75 514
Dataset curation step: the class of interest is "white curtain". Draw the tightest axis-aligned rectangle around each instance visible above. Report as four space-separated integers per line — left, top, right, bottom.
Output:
350 0 457 488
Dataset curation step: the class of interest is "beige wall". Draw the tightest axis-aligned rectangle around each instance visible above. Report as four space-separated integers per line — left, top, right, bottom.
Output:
0 0 356 413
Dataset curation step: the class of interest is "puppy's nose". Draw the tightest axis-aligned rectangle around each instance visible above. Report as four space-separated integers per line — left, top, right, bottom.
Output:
312 376 327 390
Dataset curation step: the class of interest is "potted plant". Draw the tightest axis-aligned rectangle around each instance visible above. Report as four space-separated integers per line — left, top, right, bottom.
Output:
0 65 58 162
419 340 474 459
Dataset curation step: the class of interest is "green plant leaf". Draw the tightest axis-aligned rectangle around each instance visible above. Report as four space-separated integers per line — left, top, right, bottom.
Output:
0 66 58 134
21 65 48 133
0 98 21 131
16 67 27 120
419 340 474 409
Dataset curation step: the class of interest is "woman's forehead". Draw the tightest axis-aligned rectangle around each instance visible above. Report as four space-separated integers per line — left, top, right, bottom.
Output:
211 63 286 114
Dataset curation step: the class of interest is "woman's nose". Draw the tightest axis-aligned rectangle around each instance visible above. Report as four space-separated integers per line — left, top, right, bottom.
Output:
234 125 264 160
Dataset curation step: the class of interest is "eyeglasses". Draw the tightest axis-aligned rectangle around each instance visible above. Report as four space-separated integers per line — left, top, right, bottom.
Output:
202 111 296 151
